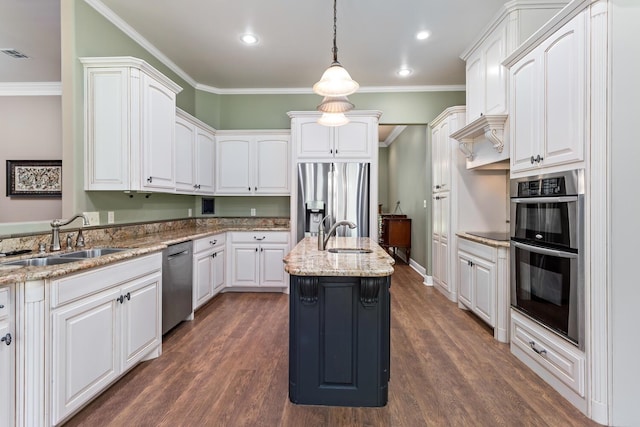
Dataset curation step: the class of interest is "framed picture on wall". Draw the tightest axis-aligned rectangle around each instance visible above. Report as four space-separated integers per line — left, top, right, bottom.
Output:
6 160 62 197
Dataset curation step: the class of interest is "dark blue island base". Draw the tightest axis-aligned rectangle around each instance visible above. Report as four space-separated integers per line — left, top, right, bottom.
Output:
289 275 391 407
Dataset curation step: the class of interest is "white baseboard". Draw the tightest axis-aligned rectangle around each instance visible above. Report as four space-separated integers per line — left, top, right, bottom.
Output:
404 258 432 286
423 275 433 286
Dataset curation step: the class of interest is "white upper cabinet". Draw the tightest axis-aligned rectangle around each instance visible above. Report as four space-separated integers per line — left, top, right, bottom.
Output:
456 2 567 168
289 111 381 162
175 109 216 195
82 57 182 192
506 10 587 176
215 131 290 195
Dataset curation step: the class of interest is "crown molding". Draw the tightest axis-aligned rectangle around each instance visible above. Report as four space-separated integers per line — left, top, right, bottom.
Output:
196 84 466 96
0 82 62 96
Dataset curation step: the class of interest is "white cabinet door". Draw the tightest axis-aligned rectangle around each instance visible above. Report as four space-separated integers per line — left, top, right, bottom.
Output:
439 193 450 240
142 73 176 190
471 257 495 326
297 119 332 159
255 136 289 194
193 250 214 309
510 55 540 173
334 118 371 159
431 124 441 192
465 52 484 122
212 249 226 294
121 274 161 372
195 128 216 194
0 312 13 427
51 288 120 424
175 115 196 192
260 244 288 287
457 252 473 307
216 136 252 194
231 244 260 286
483 25 507 115
437 239 449 293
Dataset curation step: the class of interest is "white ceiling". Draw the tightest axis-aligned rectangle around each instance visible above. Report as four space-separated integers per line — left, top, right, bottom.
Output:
0 0 511 92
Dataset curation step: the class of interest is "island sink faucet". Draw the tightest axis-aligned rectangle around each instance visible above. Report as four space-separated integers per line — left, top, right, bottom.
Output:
50 213 90 251
317 216 357 250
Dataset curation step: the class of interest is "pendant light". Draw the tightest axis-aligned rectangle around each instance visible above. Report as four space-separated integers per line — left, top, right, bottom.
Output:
313 0 358 126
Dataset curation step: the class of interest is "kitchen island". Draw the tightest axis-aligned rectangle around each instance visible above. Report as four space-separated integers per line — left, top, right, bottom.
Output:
283 237 395 407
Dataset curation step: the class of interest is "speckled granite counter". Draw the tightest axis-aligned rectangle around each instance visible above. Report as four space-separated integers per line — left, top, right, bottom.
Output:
283 237 395 277
0 218 289 285
457 232 511 248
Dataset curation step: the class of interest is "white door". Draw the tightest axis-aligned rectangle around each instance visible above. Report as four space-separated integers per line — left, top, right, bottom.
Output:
142 73 176 190
510 54 540 173
195 128 215 194
121 274 162 371
0 319 13 427
212 249 226 294
174 116 195 193
297 119 332 159
334 118 372 159
255 136 289 194
193 251 214 309
431 238 440 284
260 244 288 287
216 137 252 194
438 120 451 191
457 253 473 307
438 239 449 293
231 244 260 286
431 124 441 192
51 288 120 424
472 257 495 326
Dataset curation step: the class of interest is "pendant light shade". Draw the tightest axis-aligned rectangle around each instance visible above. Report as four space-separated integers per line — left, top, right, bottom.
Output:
313 0 357 125
317 112 350 127
317 95 354 113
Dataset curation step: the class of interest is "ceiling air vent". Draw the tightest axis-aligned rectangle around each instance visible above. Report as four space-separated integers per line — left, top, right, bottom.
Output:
1 49 30 59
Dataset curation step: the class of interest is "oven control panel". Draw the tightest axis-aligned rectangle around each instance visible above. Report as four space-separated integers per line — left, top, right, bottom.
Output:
517 177 566 197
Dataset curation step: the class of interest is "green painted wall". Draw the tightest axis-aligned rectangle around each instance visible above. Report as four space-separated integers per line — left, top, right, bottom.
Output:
387 125 430 270
378 147 390 212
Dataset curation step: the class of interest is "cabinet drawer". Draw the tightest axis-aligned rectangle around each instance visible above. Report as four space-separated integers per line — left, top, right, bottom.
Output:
230 231 289 244
193 234 226 253
511 311 585 396
458 237 497 262
0 287 8 319
50 253 162 308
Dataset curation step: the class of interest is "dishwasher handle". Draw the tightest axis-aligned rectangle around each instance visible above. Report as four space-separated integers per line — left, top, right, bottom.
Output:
167 250 189 260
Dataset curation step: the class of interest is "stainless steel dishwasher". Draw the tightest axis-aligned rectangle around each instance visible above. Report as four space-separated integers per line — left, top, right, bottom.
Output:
162 240 193 334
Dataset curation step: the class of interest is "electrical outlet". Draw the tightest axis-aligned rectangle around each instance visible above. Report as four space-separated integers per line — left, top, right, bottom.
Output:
83 211 100 226
107 211 115 224
188 208 192 217
250 208 256 216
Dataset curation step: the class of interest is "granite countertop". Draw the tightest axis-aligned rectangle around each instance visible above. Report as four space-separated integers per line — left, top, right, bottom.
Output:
457 232 511 248
0 224 289 285
283 237 395 277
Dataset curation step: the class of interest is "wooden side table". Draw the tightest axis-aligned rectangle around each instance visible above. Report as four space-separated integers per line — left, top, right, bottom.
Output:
379 215 411 263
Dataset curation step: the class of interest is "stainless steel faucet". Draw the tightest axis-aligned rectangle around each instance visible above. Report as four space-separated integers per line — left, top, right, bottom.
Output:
50 214 89 251
317 215 357 250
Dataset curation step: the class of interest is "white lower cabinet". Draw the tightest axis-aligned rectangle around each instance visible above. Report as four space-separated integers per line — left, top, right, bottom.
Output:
193 234 226 309
50 254 162 425
0 285 15 427
228 232 289 288
457 237 509 343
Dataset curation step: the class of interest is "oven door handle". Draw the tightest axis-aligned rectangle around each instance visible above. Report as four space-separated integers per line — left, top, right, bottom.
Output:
512 241 578 259
511 196 578 204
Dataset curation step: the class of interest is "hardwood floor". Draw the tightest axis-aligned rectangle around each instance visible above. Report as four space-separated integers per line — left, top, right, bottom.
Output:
65 264 597 427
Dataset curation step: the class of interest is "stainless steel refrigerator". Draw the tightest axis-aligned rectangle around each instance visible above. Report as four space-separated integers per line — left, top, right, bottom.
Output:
297 162 370 243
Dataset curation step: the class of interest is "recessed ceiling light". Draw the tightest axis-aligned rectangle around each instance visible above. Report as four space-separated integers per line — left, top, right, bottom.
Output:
416 31 430 41
397 68 413 77
240 34 259 45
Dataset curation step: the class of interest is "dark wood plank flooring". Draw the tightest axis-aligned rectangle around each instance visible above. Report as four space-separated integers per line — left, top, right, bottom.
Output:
65 264 597 426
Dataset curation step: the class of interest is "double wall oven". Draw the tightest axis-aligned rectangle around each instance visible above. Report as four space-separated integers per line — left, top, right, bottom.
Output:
510 170 584 349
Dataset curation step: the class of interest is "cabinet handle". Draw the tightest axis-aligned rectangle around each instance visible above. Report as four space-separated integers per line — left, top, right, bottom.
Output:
254 186 257 191
335 149 338 154
528 340 547 357
116 295 124 304
535 154 544 163
255 248 258 252
254 236 266 241
330 149 333 154
0 304 4 309
435 184 441 189
193 184 198 189
530 156 535 164
248 187 251 191
147 177 153 183
209 240 217 246
125 292 131 301
260 248 263 252
1 333 11 346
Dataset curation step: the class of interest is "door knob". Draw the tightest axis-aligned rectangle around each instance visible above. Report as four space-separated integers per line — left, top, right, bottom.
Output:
1 333 12 346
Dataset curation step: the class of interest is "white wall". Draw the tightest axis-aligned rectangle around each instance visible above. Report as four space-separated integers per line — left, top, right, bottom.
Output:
0 96 62 223
610 0 640 424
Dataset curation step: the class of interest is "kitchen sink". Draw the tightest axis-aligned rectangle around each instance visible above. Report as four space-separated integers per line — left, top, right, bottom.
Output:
60 248 127 258
1 257 84 267
327 248 373 254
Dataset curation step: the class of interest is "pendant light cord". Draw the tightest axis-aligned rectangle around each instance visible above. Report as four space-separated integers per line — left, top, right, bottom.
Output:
332 0 338 63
